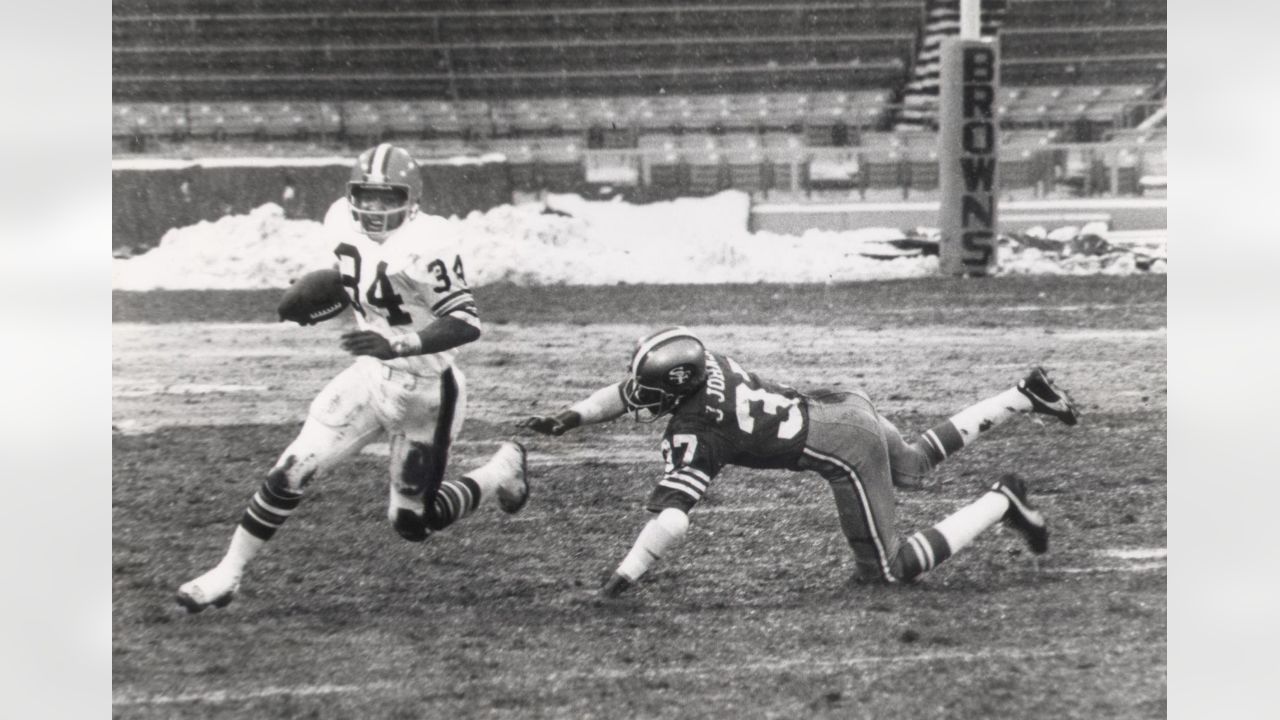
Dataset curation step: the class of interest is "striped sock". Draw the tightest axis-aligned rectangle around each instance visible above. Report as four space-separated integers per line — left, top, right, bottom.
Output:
900 528 953 580
899 491 1010 580
425 477 482 531
223 481 303 571
238 481 303 542
919 387 1031 464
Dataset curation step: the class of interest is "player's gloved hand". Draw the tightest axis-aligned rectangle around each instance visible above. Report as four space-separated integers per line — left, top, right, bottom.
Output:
518 410 582 436
340 330 397 360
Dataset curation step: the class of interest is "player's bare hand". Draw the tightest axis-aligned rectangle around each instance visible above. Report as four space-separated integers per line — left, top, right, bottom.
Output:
340 330 396 359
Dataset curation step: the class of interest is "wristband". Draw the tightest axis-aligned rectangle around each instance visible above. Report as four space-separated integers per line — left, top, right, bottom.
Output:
390 332 424 357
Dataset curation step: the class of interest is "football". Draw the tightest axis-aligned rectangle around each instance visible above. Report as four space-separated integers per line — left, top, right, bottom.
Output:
277 268 350 325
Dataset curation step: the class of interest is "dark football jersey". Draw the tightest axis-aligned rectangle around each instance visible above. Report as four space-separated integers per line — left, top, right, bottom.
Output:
654 351 809 506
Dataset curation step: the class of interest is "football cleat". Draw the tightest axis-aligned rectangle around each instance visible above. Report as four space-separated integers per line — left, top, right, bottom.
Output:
1016 367 1080 426
176 566 241 614
389 439 438 541
391 508 430 542
495 441 530 514
991 473 1049 555
599 572 633 599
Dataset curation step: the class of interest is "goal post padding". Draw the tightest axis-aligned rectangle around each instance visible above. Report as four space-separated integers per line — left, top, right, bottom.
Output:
938 36 1000 276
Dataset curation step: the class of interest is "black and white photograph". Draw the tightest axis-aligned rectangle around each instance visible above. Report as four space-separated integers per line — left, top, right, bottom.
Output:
105 1 1176 717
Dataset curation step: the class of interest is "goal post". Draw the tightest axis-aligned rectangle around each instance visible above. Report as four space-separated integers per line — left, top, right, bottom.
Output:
938 0 1000 276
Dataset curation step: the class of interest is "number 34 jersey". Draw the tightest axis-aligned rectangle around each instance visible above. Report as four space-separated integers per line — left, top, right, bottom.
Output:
322 198 478 377
654 351 811 509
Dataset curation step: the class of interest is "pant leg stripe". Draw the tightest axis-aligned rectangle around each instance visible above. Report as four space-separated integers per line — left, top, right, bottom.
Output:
802 446 895 581
431 368 459 490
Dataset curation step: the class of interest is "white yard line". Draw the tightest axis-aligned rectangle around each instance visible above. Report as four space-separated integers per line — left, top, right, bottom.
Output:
1103 548 1167 560
1043 562 1167 574
113 644 1161 707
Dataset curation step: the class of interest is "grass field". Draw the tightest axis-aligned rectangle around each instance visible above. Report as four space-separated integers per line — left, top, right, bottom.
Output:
112 276 1167 719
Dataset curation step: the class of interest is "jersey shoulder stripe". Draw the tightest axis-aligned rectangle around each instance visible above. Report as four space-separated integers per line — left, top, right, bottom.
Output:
431 289 471 310
433 290 476 316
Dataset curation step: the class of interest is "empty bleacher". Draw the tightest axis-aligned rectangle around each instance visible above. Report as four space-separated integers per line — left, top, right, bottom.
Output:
113 1 920 101
1001 0 1166 85
112 0 1166 199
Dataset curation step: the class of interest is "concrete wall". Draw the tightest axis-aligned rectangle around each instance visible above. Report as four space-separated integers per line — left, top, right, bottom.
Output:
750 198 1167 235
113 157 512 251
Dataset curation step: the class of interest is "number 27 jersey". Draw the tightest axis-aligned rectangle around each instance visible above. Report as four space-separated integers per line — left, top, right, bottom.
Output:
323 199 477 376
656 352 810 507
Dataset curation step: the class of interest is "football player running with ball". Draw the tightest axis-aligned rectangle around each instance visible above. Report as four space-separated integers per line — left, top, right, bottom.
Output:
177 144 529 613
521 327 1079 598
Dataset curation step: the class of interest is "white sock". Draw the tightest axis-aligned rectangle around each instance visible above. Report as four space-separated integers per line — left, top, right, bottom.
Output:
218 527 265 575
932 491 1010 553
946 387 1032 442
464 443 521 503
616 508 689 582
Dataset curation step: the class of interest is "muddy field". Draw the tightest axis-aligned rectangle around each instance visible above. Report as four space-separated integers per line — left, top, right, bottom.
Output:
112 276 1166 719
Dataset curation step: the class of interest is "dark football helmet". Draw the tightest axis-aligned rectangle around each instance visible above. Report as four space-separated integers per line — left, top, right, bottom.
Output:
623 326 707 421
348 143 423 242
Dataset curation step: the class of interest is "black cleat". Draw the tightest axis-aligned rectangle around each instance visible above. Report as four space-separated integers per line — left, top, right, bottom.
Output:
599 572 633 599
392 508 430 542
992 473 1049 555
1017 367 1080 426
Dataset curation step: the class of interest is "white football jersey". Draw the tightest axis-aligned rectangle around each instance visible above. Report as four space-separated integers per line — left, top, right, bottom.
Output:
322 198 478 377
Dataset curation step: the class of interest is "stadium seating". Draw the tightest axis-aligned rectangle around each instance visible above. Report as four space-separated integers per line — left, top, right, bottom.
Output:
1000 0 1166 86
114 1 920 101
112 0 1165 198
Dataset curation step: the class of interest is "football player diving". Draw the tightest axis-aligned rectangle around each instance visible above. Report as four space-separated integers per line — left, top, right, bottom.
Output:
520 326 1080 598
177 144 529 613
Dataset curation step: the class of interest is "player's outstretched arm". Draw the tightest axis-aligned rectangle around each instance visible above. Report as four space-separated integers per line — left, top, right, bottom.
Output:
341 315 480 360
520 382 629 435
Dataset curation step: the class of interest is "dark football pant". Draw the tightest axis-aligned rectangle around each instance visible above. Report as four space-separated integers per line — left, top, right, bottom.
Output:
879 416 939 490
797 391 915 582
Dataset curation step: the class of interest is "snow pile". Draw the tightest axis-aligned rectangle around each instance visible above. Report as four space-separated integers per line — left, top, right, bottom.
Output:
111 204 332 290
999 222 1168 276
111 192 1165 290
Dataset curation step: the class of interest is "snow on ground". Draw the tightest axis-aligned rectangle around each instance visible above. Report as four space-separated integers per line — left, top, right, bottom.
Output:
111 191 1166 290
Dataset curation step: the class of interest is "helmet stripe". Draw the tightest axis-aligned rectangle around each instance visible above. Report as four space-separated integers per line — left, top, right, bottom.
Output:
369 143 393 182
630 326 697 376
